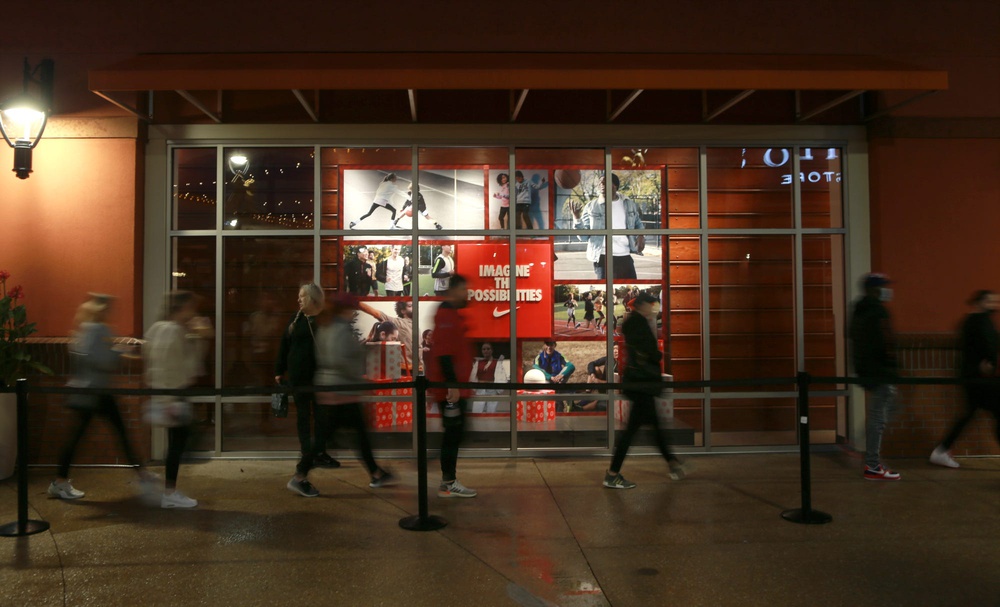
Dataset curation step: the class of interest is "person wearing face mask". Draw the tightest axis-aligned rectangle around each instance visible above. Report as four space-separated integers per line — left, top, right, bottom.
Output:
849 273 901 481
929 290 1000 468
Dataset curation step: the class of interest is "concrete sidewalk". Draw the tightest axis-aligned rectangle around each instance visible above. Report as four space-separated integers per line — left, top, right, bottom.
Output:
2 453 998 606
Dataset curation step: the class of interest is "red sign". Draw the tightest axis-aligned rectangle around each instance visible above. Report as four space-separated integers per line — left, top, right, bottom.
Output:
456 242 553 339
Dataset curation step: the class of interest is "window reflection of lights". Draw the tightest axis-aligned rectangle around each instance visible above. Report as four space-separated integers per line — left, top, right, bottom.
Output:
228 219 239 227
228 153 250 183
171 272 187 278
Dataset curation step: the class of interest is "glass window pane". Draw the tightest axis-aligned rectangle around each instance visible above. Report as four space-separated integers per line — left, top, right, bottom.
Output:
321 147 411 230
801 147 844 228
667 236 702 383
170 236 217 451
220 236 313 451
223 147 315 230
709 397 797 447
521 148 602 233
803 235 847 398
707 147 793 229
708 236 795 391
173 148 217 230
518 339 608 449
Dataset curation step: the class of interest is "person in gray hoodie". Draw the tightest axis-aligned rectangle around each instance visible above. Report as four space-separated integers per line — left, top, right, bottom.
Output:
49 295 154 501
286 292 394 497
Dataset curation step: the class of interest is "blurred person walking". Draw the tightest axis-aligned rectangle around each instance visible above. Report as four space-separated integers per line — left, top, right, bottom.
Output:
144 291 213 508
49 294 154 501
603 292 685 489
288 293 394 497
930 290 1000 468
275 283 341 476
426 274 478 498
849 273 902 481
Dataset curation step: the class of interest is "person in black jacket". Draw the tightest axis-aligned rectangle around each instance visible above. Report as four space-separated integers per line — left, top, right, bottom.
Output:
275 283 339 478
344 246 375 296
603 292 685 489
930 290 1000 468
849 273 901 481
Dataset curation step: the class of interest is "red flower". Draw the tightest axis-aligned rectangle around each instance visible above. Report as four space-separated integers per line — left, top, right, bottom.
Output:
8 285 23 300
0 270 9 282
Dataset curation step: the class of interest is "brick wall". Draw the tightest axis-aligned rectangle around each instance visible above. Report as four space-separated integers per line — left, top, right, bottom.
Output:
882 334 999 458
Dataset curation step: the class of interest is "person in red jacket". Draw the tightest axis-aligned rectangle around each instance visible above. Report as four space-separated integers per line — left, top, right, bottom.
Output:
425 274 477 498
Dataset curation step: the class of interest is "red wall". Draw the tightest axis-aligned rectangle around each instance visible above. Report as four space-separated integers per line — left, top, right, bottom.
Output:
0 137 141 336
869 137 1000 332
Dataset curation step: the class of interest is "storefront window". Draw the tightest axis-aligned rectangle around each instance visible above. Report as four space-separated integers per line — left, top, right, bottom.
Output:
801 147 844 229
222 147 315 230
172 148 217 230
170 236 216 451
707 147 793 229
166 142 849 455
708 235 796 391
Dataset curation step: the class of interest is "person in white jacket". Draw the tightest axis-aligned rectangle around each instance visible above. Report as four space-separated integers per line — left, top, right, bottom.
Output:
144 291 212 508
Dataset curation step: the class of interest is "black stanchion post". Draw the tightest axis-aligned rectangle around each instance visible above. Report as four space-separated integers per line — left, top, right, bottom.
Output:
0 379 51 537
781 372 832 525
399 375 447 531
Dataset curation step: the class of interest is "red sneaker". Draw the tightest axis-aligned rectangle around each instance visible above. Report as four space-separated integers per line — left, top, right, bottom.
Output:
863 464 901 481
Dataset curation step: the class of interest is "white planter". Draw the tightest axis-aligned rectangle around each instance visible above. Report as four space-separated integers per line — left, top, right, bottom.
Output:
0 392 16 480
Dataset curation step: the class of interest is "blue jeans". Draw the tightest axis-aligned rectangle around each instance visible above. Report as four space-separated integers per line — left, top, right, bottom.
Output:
865 384 897 468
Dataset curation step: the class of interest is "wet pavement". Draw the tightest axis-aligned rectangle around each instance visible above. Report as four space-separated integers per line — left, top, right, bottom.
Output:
1 452 998 606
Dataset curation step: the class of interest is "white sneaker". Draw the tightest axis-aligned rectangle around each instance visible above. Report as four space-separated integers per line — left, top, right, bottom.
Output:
48 480 85 500
929 446 960 468
161 491 198 509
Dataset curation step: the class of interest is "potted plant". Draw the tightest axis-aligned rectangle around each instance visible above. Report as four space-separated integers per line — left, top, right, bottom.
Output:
0 271 51 479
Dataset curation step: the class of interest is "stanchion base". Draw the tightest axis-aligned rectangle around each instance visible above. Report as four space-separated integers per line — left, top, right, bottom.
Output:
0 520 51 537
781 508 832 525
399 514 448 532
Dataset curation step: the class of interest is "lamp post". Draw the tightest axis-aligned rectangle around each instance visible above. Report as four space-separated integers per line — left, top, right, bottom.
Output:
0 59 54 179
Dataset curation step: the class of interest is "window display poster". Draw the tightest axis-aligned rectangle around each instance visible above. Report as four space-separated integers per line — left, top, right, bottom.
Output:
489 169 550 230
343 169 484 230
350 299 437 374
344 243 415 297
456 242 553 339
554 169 661 230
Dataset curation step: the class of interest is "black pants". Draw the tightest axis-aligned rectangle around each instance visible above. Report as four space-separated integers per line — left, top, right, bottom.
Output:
940 386 1000 449
294 390 332 471
165 424 192 486
359 202 396 221
610 391 675 474
58 395 142 478
594 254 637 280
331 403 378 474
439 398 466 482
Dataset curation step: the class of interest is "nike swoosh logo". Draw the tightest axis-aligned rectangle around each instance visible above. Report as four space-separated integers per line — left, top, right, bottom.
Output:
492 306 521 318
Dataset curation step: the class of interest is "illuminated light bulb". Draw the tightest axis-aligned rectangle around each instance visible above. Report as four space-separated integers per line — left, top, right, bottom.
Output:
746 253 751 260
